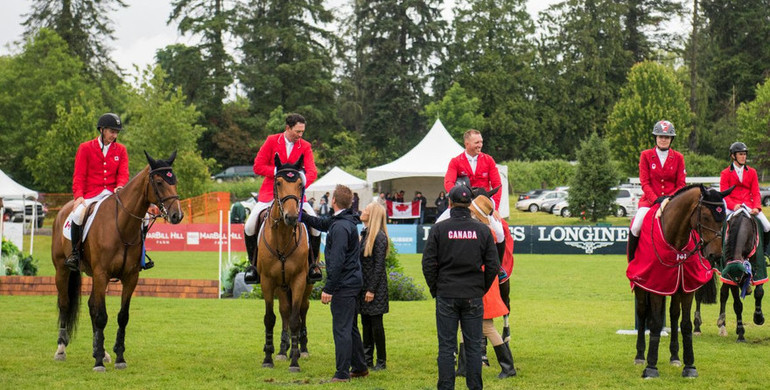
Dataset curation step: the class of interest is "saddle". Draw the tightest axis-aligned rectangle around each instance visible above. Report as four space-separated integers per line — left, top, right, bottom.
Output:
64 201 99 242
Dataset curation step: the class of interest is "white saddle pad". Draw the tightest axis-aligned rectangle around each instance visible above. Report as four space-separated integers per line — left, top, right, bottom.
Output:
62 197 109 242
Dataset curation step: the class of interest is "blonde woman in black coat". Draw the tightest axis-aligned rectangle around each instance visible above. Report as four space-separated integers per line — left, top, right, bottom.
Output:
359 202 390 371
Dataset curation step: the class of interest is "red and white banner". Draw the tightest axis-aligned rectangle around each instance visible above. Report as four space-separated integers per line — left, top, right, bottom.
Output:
386 200 421 219
144 223 246 252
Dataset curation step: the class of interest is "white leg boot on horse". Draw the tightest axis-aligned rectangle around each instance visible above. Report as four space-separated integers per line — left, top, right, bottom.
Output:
64 223 83 272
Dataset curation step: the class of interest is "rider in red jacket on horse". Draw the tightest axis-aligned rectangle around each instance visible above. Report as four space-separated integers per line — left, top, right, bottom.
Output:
243 113 323 283
720 142 770 249
65 113 130 271
627 120 687 262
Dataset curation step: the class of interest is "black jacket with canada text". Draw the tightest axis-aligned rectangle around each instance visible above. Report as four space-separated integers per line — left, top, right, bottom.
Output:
421 207 499 299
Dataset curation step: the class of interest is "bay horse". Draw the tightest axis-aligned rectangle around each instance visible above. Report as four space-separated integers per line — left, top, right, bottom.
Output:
694 208 766 342
627 184 732 379
51 151 183 371
257 154 313 372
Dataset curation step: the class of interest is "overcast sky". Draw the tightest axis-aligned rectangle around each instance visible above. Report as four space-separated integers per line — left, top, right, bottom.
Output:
0 1 558 78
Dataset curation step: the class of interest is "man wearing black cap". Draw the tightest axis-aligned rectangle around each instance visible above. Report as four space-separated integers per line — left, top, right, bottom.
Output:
422 185 500 390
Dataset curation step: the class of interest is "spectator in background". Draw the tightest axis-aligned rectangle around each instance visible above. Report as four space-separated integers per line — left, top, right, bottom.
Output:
308 197 316 211
320 192 330 217
352 192 360 214
395 191 405 202
377 192 387 208
414 191 427 225
358 202 390 371
435 191 448 219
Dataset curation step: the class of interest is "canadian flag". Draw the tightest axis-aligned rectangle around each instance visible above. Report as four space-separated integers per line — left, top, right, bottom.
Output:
386 200 421 219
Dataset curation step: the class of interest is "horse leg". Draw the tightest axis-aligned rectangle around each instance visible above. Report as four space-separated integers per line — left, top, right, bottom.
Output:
262 282 276 368
693 294 702 335
288 282 305 372
299 284 312 357
754 284 765 325
680 292 697 378
633 289 648 365
668 293 681 367
88 276 109 372
113 273 138 369
642 293 665 378
718 284 729 336
730 285 745 342
54 266 81 361
275 288 291 361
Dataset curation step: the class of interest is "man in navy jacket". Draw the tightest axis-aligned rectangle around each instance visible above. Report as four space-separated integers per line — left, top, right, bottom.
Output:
301 184 368 382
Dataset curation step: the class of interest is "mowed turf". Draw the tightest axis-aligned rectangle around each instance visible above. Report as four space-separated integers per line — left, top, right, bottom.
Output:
2 236 770 389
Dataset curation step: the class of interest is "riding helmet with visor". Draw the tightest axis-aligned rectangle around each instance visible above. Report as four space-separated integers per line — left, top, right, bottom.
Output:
97 113 122 132
652 120 675 137
729 142 748 156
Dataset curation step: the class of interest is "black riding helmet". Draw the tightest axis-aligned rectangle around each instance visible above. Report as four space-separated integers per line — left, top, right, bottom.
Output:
97 113 122 131
652 120 675 137
729 141 748 156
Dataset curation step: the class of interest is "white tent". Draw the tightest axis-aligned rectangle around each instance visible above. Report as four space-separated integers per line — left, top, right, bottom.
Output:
0 169 38 199
366 119 510 218
307 166 368 193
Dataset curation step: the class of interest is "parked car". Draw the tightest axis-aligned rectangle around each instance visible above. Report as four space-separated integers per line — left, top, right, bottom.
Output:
539 191 569 213
211 165 257 182
552 188 641 218
516 190 562 213
762 187 770 207
517 189 547 201
2 197 46 228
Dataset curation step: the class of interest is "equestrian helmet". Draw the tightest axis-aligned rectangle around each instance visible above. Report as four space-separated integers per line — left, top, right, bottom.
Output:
97 113 122 131
729 142 748 156
652 120 675 137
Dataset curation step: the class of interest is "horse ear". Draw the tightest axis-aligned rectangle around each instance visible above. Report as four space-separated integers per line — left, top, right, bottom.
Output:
487 186 501 198
296 154 304 170
274 153 282 169
144 150 156 166
720 185 736 198
167 150 177 165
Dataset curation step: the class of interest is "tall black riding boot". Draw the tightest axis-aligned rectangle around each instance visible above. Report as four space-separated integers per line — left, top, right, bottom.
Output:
763 230 770 258
307 234 323 282
243 233 260 284
627 233 640 263
481 337 490 367
372 316 387 371
64 223 83 272
455 342 466 377
361 315 374 368
493 343 517 379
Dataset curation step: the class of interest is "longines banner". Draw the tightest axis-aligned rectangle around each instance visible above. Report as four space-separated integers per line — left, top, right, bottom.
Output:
145 223 629 255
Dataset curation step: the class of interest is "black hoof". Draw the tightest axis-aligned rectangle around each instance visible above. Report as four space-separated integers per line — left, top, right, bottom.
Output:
754 310 765 326
262 362 274 368
737 337 747 343
634 358 645 365
642 367 659 379
682 366 698 378
670 359 681 367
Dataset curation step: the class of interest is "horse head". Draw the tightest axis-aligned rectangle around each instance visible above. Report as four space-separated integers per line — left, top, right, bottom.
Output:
722 207 757 286
273 153 305 227
692 184 732 262
144 150 184 224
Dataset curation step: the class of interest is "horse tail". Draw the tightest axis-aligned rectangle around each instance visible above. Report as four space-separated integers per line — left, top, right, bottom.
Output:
63 270 82 336
696 274 718 304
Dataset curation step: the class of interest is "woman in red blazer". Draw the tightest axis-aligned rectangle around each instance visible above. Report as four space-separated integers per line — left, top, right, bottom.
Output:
720 142 770 242
627 120 687 262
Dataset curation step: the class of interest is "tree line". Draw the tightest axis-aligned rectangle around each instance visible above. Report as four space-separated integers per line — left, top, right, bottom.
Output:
1 0 770 198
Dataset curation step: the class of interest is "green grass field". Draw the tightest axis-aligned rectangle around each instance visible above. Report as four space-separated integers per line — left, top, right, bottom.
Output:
2 236 770 389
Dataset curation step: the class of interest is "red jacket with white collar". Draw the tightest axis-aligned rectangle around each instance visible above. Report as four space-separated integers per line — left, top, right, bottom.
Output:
638 148 686 208
444 152 502 210
253 133 318 202
720 164 761 211
72 138 129 199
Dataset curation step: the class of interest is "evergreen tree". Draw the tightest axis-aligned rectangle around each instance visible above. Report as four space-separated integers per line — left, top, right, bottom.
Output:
422 83 484 142
737 77 770 171
349 0 446 165
568 133 619 222
606 61 692 175
537 0 632 159
22 0 126 76
621 0 685 63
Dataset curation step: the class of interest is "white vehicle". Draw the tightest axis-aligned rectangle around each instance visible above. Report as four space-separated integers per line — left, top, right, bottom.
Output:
2 197 46 228
515 190 558 213
539 191 569 213
552 199 571 217
552 187 642 218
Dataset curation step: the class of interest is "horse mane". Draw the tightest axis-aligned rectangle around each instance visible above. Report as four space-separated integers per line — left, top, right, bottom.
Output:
724 212 755 259
670 184 702 199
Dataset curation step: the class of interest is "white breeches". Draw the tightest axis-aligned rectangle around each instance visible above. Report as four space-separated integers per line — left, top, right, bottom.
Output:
244 200 319 236
71 189 112 225
726 208 770 232
630 207 650 237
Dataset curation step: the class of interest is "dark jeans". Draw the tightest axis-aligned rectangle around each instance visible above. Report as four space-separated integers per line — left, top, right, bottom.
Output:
436 296 484 390
331 291 367 379
361 313 386 365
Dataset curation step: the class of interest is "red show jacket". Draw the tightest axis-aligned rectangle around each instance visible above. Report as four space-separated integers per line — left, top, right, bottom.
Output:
72 139 129 199
444 152 502 210
638 148 686 208
720 164 761 211
253 133 318 202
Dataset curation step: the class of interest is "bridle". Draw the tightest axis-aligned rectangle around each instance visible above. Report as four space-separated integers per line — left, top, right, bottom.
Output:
269 168 304 227
653 193 725 267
